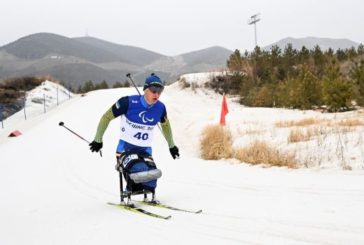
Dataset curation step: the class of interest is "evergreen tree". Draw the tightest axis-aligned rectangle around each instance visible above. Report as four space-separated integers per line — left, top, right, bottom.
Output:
357 44 364 55
83 80 95 92
295 66 322 109
269 45 285 81
336 49 347 61
227 49 244 72
322 61 353 111
250 46 273 84
251 85 274 107
286 75 302 109
123 80 131 87
113 81 123 88
312 45 326 75
275 80 290 108
77 85 83 94
238 73 254 100
298 46 310 64
222 42 361 112
97 80 109 89
350 60 364 105
325 48 335 62
270 45 282 65
347 47 357 60
283 43 297 67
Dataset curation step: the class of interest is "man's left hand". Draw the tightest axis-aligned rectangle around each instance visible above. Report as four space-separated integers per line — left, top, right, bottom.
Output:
169 146 180 159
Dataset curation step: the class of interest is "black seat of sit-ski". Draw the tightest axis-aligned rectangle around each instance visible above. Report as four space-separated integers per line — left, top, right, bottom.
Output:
121 189 154 198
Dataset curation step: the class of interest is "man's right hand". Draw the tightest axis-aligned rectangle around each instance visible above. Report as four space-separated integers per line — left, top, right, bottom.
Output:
89 141 103 153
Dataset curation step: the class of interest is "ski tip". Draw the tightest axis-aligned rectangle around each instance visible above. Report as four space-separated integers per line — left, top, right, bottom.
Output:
195 210 203 214
166 215 172 220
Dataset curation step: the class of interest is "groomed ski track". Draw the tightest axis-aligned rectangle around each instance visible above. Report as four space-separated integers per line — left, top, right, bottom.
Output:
1 85 364 245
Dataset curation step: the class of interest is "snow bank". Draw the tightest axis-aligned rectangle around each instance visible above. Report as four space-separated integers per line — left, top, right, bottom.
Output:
170 71 364 171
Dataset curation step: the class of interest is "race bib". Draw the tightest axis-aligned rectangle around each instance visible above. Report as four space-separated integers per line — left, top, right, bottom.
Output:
119 115 155 147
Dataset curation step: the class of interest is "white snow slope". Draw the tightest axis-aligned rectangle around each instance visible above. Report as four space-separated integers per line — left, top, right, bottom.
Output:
1 79 364 245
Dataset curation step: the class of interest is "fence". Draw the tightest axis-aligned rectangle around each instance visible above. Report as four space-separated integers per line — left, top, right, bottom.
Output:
0 82 72 129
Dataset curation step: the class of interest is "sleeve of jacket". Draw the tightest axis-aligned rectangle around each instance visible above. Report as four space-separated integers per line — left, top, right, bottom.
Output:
93 107 116 143
160 117 175 148
93 96 129 142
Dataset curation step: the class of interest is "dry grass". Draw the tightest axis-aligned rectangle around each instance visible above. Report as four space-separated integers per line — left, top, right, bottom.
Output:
276 118 325 128
288 127 327 143
234 141 297 168
200 124 233 160
288 128 310 143
243 128 265 135
200 114 362 170
336 119 364 127
342 164 353 171
277 117 364 129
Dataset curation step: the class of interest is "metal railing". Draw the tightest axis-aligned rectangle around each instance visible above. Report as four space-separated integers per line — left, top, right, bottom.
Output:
0 85 72 129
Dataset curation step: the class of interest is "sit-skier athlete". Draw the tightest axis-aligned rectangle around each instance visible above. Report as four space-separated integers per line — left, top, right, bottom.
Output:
89 74 179 204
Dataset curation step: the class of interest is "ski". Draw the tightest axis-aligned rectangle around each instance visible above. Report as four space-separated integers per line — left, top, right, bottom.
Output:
107 202 172 220
139 201 202 214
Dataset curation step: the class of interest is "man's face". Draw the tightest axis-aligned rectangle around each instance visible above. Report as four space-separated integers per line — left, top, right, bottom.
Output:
144 86 163 105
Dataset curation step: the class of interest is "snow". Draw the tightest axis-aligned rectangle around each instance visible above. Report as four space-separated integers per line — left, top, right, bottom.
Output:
178 71 227 86
0 80 72 141
1 77 364 244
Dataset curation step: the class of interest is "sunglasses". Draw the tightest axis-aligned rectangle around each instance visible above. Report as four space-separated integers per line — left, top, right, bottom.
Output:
149 86 164 94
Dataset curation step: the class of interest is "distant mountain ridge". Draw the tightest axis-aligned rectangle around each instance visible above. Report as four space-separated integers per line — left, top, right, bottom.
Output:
0 33 232 87
1 33 361 88
73 36 166 66
264 36 360 51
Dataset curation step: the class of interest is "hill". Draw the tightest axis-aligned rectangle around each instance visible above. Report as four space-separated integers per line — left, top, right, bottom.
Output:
144 46 232 77
264 36 360 51
0 33 232 87
73 36 165 66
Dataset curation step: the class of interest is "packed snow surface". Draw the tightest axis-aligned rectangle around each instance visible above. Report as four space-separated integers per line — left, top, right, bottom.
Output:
1 78 364 245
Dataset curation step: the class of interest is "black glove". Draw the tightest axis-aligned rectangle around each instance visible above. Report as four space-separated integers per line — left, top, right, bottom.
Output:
89 141 103 153
169 146 180 159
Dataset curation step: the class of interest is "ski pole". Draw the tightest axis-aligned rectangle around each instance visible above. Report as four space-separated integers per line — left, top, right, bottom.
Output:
58 121 102 157
126 73 141 96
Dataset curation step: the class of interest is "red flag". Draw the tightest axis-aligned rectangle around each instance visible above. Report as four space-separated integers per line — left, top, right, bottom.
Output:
220 95 229 126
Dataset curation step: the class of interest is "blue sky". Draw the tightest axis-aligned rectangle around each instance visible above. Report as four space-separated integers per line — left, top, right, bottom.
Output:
1 0 363 56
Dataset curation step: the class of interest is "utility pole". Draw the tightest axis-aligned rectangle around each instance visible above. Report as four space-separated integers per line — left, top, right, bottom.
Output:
248 13 261 47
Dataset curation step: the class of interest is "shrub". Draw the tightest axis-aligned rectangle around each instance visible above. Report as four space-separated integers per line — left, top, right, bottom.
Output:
1 76 44 91
178 77 190 89
0 76 46 104
208 74 243 95
251 85 274 107
200 124 233 160
0 89 24 103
